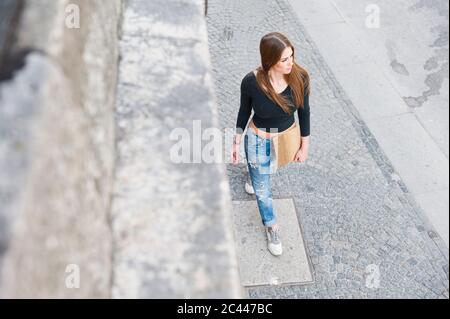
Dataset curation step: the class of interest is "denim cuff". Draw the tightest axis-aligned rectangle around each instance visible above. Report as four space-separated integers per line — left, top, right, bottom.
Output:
264 218 277 228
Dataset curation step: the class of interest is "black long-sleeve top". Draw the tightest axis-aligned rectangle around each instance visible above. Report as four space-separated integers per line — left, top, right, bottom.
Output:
236 71 310 137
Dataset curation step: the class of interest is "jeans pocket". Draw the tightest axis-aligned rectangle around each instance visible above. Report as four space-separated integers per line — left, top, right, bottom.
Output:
245 130 257 167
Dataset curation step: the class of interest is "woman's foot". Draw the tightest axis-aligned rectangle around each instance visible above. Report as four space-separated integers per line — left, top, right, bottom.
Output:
266 225 282 256
245 176 255 195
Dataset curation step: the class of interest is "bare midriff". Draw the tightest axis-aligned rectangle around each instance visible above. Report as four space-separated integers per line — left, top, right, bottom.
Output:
249 119 296 139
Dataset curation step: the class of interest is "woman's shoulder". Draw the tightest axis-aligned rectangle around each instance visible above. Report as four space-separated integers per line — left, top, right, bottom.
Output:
241 69 258 88
243 69 258 80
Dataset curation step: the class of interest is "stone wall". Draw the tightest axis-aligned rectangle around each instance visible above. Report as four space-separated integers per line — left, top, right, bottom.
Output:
0 0 122 298
0 0 242 299
110 0 243 299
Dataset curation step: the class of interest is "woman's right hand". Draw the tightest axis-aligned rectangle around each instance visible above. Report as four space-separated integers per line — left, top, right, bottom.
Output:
231 134 242 165
231 142 240 165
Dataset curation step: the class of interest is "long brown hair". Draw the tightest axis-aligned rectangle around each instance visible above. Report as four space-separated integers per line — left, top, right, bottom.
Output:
256 32 310 114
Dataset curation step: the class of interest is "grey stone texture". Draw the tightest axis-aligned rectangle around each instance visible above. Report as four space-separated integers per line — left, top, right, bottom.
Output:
206 0 449 298
110 0 243 298
0 0 122 298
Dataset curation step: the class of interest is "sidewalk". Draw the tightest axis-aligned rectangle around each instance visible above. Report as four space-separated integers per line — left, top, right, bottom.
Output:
288 0 449 249
206 0 449 298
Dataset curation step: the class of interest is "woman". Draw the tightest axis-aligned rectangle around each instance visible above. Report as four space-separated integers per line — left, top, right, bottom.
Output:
231 32 311 256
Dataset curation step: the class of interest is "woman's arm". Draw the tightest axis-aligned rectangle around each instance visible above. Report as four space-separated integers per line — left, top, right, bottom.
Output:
232 75 252 164
297 92 310 141
295 90 311 162
235 75 252 136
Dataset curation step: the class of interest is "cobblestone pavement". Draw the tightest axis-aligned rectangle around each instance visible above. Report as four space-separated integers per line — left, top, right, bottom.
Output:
206 0 449 298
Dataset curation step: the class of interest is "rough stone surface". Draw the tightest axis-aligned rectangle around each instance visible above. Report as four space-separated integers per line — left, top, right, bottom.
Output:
206 0 449 298
110 0 242 298
0 0 121 298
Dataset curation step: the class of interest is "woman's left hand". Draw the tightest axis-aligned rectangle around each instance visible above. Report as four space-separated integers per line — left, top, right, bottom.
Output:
294 147 308 163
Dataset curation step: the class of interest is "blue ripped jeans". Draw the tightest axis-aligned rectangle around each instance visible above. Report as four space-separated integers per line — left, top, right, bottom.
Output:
244 127 278 227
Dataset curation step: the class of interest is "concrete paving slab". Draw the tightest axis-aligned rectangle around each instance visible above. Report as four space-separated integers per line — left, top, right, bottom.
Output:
366 112 449 194
358 26 439 72
415 189 449 248
333 0 449 26
329 0 373 19
288 0 345 26
414 84 450 158
306 22 371 68
333 61 410 121
376 63 435 101
232 198 314 287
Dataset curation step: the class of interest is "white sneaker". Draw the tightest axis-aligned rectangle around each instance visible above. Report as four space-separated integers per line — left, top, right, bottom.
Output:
266 227 283 256
245 180 255 195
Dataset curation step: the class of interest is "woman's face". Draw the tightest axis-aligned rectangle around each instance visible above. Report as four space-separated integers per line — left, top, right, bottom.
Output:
272 47 294 74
